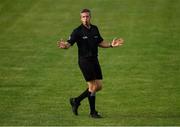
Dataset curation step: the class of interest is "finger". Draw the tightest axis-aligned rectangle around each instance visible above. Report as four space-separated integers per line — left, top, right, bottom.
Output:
112 37 117 46
120 38 124 41
117 38 122 41
113 37 117 41
121 39 124 43
118 38 124 43
57 41 60 47
59 39 64 44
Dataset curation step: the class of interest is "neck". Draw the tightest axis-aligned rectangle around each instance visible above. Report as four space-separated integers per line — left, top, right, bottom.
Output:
83 24 91 29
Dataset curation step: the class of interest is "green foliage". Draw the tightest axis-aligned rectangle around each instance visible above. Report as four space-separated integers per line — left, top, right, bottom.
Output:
0 0 180 125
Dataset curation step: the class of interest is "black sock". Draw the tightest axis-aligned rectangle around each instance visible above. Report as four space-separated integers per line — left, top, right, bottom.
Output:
88 92 96 114
75 88 89 103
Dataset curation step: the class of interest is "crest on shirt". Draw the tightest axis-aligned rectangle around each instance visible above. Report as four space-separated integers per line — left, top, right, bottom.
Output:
82 36 88 39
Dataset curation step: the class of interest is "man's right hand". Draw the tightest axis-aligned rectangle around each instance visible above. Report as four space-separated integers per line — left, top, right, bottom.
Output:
57 39 70 49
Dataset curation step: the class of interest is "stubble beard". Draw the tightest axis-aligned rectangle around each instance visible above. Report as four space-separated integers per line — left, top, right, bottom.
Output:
84 21 90 27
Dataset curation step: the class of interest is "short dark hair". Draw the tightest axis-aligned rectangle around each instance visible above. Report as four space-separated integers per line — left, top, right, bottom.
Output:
80 8 91 15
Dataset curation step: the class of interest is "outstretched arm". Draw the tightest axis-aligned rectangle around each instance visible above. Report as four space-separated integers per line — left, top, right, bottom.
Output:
99 38 124 48
57 39 71 49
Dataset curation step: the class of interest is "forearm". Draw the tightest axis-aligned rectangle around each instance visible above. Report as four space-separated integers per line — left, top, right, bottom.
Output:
98 41 112 48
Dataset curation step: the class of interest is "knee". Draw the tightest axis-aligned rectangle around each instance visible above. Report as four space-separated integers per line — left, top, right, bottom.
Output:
96 84 102 91
88 80 102 93
96 81 102 92
88 81 96 93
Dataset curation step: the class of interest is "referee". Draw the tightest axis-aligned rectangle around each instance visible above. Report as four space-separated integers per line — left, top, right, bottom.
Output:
57 9 124 118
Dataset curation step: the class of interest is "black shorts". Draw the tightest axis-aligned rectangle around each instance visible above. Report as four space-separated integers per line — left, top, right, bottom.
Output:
78 57 103 81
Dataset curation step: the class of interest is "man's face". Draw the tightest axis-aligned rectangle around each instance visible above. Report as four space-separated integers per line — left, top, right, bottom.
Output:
80 12 91 26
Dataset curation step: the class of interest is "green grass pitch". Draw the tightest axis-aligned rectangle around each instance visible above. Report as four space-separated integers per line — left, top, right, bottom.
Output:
0 0 180 125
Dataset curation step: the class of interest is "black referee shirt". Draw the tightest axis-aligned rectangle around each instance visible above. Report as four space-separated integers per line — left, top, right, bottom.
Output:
67 24 103 59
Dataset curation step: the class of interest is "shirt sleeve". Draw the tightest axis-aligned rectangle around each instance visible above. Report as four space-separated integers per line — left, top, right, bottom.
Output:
96 26 104 43
67 29 78 46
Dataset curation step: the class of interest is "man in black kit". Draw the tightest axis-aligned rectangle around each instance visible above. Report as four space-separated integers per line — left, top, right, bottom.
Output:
57 9 124 118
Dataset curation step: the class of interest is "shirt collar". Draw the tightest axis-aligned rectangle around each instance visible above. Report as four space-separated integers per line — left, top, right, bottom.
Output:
81 24 91 30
